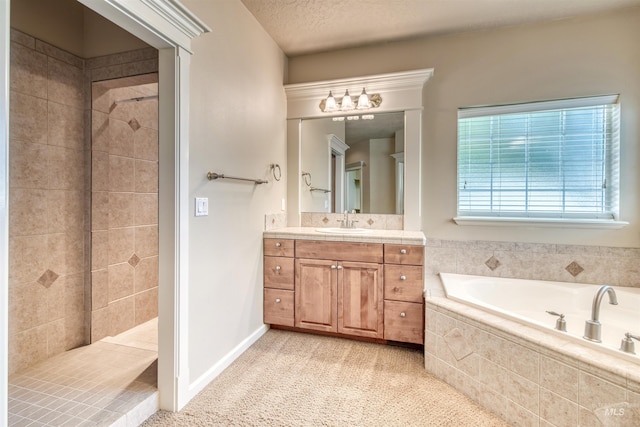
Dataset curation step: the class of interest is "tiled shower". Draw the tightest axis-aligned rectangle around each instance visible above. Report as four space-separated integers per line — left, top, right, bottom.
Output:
8 28 159 375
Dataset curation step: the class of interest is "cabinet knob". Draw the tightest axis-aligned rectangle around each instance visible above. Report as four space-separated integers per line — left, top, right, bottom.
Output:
337 265 343 270
275 242 281 247
400 249 407 254
400 275 406 281
331 265 337 269
400 312 406 318
275 265 281 271
275 298 281 303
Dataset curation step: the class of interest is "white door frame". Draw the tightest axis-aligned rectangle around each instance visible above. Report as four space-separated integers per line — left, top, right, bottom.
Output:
0 0 210 414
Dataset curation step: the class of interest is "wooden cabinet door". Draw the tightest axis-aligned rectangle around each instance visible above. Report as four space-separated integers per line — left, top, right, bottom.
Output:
337 261 384 339
295 258 337 333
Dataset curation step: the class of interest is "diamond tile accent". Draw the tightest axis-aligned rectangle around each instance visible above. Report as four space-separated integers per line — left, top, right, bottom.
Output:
367 219 374 226
322 217 329 224
128 254 141 268
37 269 59 288
565 261 584 277
128 118 141 131
485 256 501 271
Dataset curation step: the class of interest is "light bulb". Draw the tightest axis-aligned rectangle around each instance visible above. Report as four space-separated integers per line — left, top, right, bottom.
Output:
357 88 370 110
324 91 337 112
340 90 353 111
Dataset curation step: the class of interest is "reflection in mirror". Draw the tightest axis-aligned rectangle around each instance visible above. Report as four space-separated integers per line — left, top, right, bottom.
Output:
300 112 405 214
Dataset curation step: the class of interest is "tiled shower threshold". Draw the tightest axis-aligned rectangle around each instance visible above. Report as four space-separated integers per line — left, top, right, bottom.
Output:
8 318 158 426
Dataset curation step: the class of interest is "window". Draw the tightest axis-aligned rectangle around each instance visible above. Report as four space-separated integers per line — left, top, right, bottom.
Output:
456 95 623 226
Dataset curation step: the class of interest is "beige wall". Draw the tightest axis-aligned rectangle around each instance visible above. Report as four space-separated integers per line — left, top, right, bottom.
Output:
288 7 640 247
10 0 149 58
181 0 287 382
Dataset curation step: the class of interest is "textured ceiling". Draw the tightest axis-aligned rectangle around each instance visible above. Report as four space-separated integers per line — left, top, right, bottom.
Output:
240 0 640 56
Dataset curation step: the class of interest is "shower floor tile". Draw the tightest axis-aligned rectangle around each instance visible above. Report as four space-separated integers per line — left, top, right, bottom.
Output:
8 319 158 426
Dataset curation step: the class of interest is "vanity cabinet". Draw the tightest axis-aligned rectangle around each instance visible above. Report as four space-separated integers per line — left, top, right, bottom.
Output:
295 241 384 339
263 237 424 345
383 244 425 344
263 238 295 327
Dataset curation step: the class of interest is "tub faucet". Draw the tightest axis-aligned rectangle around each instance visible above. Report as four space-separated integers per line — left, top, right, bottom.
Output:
583 285 618 343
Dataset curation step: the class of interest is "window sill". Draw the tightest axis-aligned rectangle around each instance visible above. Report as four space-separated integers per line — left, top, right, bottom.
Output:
453 216 629 229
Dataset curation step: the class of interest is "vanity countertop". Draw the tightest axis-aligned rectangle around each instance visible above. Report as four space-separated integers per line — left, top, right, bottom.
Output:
263 227 426 245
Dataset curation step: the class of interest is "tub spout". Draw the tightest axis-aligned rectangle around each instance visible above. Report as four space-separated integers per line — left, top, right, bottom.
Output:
583 285 618 343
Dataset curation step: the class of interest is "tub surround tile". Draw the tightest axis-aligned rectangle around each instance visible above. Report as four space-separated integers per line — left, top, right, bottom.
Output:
506 371 539 414
443 328 473 361
540 356 579 402
505 401 538 427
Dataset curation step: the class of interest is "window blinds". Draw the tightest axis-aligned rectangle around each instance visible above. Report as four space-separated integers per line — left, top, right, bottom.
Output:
457 95 620 219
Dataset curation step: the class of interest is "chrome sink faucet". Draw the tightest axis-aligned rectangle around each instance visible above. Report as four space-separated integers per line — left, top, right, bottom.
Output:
583 285 618 343
338 210 358 228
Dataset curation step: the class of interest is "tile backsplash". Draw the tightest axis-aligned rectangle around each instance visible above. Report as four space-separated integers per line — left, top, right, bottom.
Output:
300 212 403 230
424 238 640 296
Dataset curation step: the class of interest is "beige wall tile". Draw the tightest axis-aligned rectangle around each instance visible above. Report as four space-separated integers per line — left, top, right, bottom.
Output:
9 235 49 285
91 84 111 113
134 99 158 130
508 343 539 383
10 139 49 190
9 91 47 144
505 401 538 427
9 188 48 236
477 387 508 421
476 330 509 368
134 127 158 161
47 57 83 108
578 372 627 411
479 357 509 395
135 287 158 325
108 192 134 229
540 388 578 427
425 247 458 276
108 227 135 265
91 307 110 342
134 160 158 193
9 325 48 375
92 151 109 192
506 371 539 414
48 146 84 191
47 319 66 357
91 269 109 310
47 278 65 322
91 230 108 271
109 296 135 336
10 41 47 98
134 193 158 226
47 190 84 234
109 118 135 157
135 256 158 293
91 191 109 231
455 248 496 276
109 155 134 192
9 282 48 333
48 231 84 276
540 356 579 402
48 101 83 150
91 110 110 153
108 262 134 302
64 307 85 350
135 226 158 258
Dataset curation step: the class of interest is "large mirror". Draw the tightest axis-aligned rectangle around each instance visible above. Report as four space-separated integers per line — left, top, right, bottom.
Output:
300 111 405 214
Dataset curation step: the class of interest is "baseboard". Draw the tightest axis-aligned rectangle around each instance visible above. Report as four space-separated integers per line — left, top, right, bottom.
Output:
188 324 269 400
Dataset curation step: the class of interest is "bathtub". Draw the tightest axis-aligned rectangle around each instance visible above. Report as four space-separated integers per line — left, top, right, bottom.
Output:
439 273 640 364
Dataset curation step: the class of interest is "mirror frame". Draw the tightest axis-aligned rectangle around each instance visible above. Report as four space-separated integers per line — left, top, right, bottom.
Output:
284 69 433 230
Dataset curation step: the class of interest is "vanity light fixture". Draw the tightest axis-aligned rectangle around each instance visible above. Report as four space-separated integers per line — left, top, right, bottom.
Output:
320 88 382 113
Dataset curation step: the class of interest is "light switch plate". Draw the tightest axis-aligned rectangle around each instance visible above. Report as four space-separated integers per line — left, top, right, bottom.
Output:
195 197 208 216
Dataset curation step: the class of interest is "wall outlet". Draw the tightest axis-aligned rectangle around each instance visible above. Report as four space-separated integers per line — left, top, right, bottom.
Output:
195 197 208 216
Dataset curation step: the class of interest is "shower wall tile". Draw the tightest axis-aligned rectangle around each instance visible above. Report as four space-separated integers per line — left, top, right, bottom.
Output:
91 111 110 152
47 57 83 108
109 296 135 336
9 282 48 333
134 193 158 226
91 231 108 271
134 127 158 161
91 191 109 231
47 279 65 322
9 91 48 144
135 256 158 293
9 325 48 375
109 119 135 157
135 160 158 193
91 269 109 310
10 41 47 98
108 263 135 302
135 288 158 325
9 188 48 236
108 155 135 192
9 140 49 190
47 231 84 276
48 101 84 150
135 226 158 258
47 190 84 234
46 319 66 357
91 308 109 343
48 146 84 190
108 192 134 229
64 273 85 350
108 227 135 264
9 235 49 286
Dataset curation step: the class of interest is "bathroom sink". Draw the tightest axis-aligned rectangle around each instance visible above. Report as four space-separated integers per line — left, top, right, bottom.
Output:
315 227 371 234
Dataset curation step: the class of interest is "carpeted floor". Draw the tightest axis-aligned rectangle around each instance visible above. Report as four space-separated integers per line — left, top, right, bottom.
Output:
142 329 510 426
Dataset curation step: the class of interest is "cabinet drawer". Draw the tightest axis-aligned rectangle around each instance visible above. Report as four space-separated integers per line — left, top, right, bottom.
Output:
264 238 294 257
264 256 294 290
384 265 424 303
264 288 294 327
384 244 424 265
296 240 383 263
384 300 424 344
